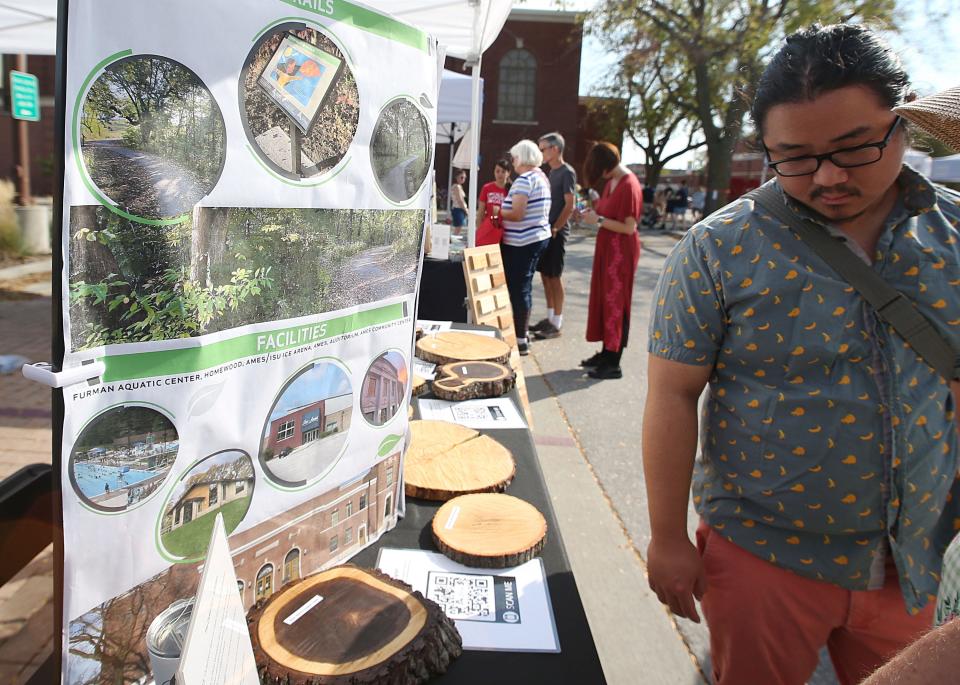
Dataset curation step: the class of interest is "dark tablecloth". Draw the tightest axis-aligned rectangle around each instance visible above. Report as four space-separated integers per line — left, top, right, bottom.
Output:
416 257 468 323
353 387 606 684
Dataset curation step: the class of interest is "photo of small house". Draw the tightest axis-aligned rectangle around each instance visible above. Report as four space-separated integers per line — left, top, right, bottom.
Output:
69 405 178 512
159 450 254 561
260 361 353 486
361 351 408 426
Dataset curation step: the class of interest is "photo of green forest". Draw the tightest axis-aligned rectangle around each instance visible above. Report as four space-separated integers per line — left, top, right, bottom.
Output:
242 25 359 179
371 98 432 203
68 205 424 350
80 55 226 220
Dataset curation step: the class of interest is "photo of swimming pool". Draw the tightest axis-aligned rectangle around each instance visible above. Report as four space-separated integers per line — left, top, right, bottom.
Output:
74 463 158 498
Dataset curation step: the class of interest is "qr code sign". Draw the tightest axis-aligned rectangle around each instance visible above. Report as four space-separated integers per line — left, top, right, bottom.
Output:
426 572 497 622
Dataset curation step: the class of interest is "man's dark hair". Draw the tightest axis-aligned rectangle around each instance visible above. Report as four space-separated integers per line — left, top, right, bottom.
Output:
538 132 565 154
751 24 910 134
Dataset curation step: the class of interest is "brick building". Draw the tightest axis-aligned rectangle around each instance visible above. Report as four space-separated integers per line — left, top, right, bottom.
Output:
438 9 588 196
263 393 353 456
0 54 56 200
360 354 405 426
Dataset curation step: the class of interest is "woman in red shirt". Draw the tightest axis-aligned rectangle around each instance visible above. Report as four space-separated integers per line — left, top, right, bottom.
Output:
475 158 511 246
576 142 643 379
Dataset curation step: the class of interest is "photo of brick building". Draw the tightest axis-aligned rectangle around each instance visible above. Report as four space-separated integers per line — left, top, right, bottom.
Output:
260 361 354 486
360 351 407 426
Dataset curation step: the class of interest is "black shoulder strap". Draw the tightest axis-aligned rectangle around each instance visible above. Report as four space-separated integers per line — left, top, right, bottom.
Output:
746 184 960 382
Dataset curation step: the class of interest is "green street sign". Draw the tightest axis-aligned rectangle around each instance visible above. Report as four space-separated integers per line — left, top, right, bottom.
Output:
10 70 40 122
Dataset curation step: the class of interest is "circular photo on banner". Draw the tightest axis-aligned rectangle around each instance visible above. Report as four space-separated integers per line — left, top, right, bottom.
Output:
69 404 178 513
370 98 432 203
80 55 226 221
240 24 359 180
159 449 255 562
260 361 353 487
360 351 408 426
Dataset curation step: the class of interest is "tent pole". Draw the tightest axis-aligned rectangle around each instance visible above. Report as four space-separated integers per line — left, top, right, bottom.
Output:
466 56 482 248
447 123 455 214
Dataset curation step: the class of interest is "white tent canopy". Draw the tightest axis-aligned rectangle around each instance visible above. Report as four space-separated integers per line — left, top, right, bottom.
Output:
0 1 57 55
371 0 513 246
438 69 477 127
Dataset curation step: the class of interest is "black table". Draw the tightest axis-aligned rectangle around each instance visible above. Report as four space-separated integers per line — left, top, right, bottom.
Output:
353 387 606 684
417 256 468 323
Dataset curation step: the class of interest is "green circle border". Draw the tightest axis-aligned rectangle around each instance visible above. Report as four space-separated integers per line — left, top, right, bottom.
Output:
154 448 256 563
68 401 179 516
241 18 358 185
258 355 354 492
72 50 226 226
369 94 434 207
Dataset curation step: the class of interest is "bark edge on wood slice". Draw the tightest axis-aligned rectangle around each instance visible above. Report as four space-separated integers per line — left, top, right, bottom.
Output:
430 361 516 402
415 331 511 366
248 564 462 685
432 494 547 568
405 421 515 500
411 374 429 397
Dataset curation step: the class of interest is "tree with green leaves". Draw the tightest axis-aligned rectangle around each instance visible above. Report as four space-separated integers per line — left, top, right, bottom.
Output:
592 0 897 213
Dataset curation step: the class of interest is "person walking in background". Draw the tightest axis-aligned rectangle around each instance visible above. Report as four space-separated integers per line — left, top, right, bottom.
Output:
498 140 551 356
450 169 468 235
576 141 643 380
530 132 576 340
476 158 511 246
690 185 706 222
666 180 689 230
643 25 960 685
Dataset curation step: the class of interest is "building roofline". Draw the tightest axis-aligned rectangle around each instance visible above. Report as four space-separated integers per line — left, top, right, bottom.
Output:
508 8 583 23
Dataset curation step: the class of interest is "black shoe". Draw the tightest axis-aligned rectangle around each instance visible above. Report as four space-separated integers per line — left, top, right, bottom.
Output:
579 351 605 368
533 322 561 339
588 364 622 379
518 340 529 356
529 318 550 333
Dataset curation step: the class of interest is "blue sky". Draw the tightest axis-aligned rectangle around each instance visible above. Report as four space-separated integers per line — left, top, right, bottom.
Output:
270 363 352 422
517 0 959 165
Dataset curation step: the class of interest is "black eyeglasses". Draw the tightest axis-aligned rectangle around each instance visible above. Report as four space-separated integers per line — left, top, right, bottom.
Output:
762 116 901 177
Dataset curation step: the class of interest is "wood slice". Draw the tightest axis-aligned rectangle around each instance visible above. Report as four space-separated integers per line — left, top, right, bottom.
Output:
431 361 516 402
415 331 511 366
248 564 462 685
411 374 429 397
432 494 547 568
405 420 515 500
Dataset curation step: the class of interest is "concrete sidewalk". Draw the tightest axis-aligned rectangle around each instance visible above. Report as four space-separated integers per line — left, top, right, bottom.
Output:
0 257 55 685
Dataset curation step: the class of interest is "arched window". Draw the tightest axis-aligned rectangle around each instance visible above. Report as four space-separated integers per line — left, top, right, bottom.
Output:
283 548 301 584
497 49 537 122
256 564 274 601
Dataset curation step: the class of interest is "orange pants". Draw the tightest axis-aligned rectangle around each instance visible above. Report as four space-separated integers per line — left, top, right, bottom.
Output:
696 522 933 685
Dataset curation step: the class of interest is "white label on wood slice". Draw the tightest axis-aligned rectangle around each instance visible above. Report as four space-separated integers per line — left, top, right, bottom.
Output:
283 595 325 625
444 506 461 530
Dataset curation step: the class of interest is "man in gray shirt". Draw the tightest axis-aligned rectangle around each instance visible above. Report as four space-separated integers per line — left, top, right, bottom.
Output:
531 132 576 339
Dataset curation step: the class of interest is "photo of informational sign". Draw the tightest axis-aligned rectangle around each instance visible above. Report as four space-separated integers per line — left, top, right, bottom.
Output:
257 33 344 134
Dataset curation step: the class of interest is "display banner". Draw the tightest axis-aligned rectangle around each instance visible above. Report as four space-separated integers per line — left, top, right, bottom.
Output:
58 1 436 681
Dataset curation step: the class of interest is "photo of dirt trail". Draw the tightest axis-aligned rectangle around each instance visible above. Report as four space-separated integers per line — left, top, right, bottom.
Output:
80 56 226 220
68 205 424 350
242 25 359 179
371 99 432 203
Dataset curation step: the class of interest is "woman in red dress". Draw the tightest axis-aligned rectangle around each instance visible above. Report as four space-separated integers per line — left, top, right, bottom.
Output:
577 142 643 379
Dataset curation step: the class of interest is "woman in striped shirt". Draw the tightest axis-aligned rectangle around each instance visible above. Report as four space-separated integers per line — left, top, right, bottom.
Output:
498 139 552 355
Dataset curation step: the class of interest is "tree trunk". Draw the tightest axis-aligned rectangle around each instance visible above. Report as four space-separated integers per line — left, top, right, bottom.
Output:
703 135 735 215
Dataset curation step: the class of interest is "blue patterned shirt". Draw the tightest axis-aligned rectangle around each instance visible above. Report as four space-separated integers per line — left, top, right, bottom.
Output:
649 167 960 612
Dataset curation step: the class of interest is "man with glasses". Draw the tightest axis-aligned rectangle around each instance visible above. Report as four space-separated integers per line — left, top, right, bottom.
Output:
530 132 576 339
643 24 960 684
